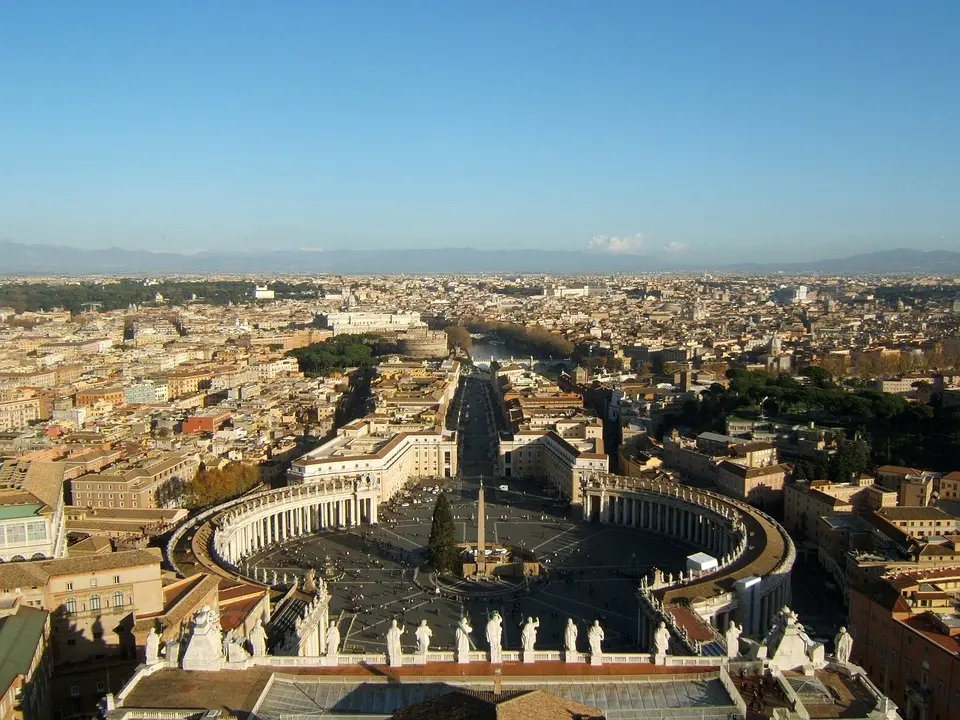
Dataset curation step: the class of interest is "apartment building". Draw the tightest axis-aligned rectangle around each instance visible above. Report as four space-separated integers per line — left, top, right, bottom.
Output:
289 360 461 500
0 600 51 720
123 380 169 405
716 460 787 508
492 365 609 504
0 396 41 432
0 549 164 663
0 460 67 562
941 471 960 500
68 451 199 510
850 569 960 720
871 506 959 540
289 421 457 501
74 386 125 408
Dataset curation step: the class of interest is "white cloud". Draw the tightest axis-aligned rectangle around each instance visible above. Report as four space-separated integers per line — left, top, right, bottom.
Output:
588 233 646 255
663 241 687 253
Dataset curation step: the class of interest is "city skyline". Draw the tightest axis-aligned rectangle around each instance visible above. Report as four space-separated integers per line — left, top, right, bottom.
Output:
2 1 958 263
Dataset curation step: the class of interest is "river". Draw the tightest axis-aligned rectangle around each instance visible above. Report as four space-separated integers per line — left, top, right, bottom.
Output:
469 336 534 364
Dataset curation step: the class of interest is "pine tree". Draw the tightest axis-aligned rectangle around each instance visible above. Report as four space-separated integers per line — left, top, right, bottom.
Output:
427 492 459 573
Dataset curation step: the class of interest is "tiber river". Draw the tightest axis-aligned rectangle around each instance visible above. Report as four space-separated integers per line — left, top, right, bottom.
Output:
469 334 537 364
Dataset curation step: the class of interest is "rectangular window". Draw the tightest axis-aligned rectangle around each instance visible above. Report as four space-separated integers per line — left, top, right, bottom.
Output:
66 582 73 591
27 522 46 542
6 524 25 545
96 681 106 692
113 575 120 584
70 685 80 697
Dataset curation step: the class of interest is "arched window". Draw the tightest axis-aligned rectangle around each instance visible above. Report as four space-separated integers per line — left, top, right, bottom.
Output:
113 591 124 608
65 598 77 614
90 595 101 611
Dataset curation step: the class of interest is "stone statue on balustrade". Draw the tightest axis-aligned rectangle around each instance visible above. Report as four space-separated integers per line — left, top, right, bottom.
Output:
145 626 160 666
386 619 405 667
304 568 318 593
521 617 540 661
486 611 503 664
248 618 268 657
654 621 670 659
222 628 234 659
456 616 473 663
725 622 742 658
588 620 604 665
325 621 341 659
226 632 250 663
834 627 853 664
415 620 433 655
564 618 578 658
181 605 225 671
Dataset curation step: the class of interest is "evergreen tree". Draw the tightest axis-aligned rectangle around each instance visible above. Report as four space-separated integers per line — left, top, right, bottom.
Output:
427 492 459 573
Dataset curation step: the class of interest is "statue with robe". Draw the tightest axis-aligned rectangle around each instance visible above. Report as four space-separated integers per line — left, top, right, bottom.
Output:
145 626 160 665
725 622 741 659
588 620 604 657
456 616 473 662
325 621 340 657
521 617 540 653
415 620 433 655
564 619 578 654
248 618 268 657
386 619 405 666
654 621 670 656
486 612 503 664
834 627 853 664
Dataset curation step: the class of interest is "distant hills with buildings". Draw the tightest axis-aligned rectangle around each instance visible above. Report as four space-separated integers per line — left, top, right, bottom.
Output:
1 240 958 275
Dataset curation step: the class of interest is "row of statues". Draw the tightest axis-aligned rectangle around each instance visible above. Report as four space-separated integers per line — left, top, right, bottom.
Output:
151 603 855 672
450 613 606 663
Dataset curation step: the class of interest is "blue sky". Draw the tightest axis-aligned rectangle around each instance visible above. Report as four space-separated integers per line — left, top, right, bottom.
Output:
1 1 957 263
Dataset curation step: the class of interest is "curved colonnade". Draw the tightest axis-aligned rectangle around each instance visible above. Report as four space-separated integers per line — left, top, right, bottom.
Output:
581 473 794 641
209 476 381 582
169 470 793 649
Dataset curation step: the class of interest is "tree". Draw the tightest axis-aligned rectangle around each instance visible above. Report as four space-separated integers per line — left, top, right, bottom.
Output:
445 325 472 351
801 365 835 389
187 463 260 508
427 492 459 573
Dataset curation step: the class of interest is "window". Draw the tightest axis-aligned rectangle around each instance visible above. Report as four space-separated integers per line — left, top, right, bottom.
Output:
90 578 97 588
96 681 106 692
66 581 73 591
70 685 80 697
65 597 77 614
113 575 120 584
67 638 76 646
27 522 46 542
90 594 100 611
6 524 25 544
113 591 123 607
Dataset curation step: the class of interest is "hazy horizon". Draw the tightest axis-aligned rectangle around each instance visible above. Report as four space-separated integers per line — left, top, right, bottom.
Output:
2 1 957 264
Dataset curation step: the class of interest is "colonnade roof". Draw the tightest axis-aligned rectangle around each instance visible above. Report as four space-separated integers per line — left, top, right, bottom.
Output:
660 498 787 606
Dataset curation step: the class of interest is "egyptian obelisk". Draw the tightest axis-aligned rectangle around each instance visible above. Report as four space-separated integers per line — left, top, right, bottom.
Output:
476 477 486 574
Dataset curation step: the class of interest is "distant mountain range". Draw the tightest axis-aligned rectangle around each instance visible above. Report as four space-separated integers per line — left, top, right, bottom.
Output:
1 240 958 276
